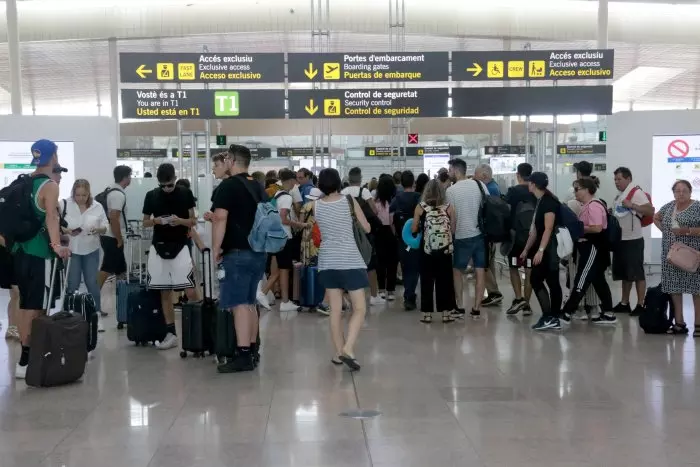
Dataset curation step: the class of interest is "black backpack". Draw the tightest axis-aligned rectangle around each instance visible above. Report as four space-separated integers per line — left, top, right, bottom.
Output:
355 189 382 232
639 285 673 334
392 193 419 238
592 200 621 249
95 187 126 227
0 174 48 245
476 181 511 242
513 199 536 245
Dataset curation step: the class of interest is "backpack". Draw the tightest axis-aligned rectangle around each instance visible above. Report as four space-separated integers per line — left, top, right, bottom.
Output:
421 203 453 254
558 203 584 243
270 190 289 209
235 177 288 254
354 188 382 232
476 181 511 242
639 284 673 334
627 186 654 227
592 200 621 249
0 174 49 245
95 187 126 229
513 199 536 245
393 193 419 238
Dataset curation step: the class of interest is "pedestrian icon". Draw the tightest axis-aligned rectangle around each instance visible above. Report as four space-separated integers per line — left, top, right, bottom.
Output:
324 99 341 116
157 63 174 80
487 61 504 79
528 60 545 78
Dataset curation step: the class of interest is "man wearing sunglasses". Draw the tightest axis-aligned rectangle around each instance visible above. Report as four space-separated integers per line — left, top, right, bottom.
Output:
142 163 197 350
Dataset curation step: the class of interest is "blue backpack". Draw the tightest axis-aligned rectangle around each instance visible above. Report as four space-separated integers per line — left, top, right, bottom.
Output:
558 203 584 242
234 177 288 254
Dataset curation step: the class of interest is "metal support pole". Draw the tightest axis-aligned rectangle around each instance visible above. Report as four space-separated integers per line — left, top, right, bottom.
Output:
177 121 184 180
597 0 609 49
108 38 120 142
552 119 558 191
7 0 22 115
190 133 198 200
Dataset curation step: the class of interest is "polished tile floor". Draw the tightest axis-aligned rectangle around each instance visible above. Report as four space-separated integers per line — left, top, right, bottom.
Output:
1 273 700 467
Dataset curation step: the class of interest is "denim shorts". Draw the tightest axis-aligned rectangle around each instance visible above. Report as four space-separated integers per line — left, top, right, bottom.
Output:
219 249 266 309
453 235 487 270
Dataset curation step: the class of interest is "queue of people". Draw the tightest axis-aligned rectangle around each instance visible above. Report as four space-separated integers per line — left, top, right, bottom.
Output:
4 140 700 381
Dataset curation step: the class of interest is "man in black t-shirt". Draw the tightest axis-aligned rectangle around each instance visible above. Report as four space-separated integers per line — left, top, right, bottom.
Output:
211 144 267 373
142 163 197 351
389 170 421 311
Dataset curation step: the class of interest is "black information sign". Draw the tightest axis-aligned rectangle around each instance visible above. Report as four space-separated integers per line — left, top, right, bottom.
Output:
484 145 534 155
117 148 167 158
172 148 272 159
452 86 613 117
288 88 448 119
288 52 449 83
452 49 614 81
365 146 462 157
594 163 608 171
121 89 285 119
557 144 607 155
119 53 285 83
277 147 330 158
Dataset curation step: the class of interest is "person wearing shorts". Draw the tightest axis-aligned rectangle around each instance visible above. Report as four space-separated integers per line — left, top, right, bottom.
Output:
142 163 196 351
98 165 132 297
212 145 267 374
0 246 19 339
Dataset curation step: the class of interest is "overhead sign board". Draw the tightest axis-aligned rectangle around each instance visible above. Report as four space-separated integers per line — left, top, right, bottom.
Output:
121 89 286 119
452 49 614 81
484 145 534 155
288 52 449 82
171 148 272 159
277 147 330 158
119 53 285 83
365 146 462 157
557 144 607 155
452 86 613 117
117 148 167 158
288 88 448 119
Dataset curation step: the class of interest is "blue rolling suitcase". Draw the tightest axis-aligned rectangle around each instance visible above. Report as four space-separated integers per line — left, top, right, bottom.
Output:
300 265 324 309
116 233 143 329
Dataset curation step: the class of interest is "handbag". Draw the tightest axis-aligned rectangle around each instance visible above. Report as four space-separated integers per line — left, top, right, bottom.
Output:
153 241 185 260
346 195 372 266
667 242 700 273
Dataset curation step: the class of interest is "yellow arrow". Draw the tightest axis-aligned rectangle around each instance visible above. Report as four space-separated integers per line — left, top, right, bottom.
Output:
466 63 482 77
305 99 318 116
304 63 318 80
136 64 153 79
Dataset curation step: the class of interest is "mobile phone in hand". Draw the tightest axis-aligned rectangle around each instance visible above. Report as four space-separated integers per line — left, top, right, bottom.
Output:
71 227 83 236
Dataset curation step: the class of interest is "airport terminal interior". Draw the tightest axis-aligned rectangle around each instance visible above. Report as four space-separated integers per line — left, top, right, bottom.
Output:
2 0 700 465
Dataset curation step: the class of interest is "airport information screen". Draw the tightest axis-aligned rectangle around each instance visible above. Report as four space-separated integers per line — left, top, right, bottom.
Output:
0 141 75 200
651 134 700 238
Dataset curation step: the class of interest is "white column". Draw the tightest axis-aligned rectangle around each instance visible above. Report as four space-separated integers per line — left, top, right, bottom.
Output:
7 0 22 115
597 0 608 49
108 38 120 143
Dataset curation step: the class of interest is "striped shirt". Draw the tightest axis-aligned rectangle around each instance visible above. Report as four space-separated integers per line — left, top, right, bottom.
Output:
315 196 367 271
446 178 488 240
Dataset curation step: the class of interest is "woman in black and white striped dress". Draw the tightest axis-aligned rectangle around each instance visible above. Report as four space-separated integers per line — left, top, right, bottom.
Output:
315 168 371 371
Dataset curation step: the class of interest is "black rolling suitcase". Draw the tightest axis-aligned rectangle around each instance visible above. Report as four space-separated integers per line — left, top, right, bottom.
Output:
26 257 89 387
181 248 217 358
64 292 98 352
214 304 262 364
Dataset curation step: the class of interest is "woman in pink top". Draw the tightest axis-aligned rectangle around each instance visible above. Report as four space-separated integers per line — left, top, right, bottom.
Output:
561 177 617 325
374 176 399 300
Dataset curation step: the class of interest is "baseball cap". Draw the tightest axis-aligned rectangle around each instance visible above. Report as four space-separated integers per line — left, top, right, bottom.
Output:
30 139 58 167
527 172 549 189
573 161 593 176
307 187 323 201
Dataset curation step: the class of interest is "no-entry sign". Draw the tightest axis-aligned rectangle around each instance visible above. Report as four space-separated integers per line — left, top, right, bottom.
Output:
668 139 690 158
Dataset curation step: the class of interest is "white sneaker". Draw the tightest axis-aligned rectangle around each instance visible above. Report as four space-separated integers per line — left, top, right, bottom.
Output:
370 296 386 306
156 333 178 350
573 309 588 321
15 364 26 380
386 292 396 302
5 325 19 340
266 291 276 306
97 317 105 333
257 290 271 310
280 301 299 312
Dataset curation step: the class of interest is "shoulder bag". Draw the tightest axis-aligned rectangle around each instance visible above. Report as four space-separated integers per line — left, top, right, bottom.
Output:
346 195 372 265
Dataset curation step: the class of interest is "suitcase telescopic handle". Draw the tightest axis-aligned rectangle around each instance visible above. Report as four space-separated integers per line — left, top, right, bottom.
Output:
47 256 71 316
201 247 213 300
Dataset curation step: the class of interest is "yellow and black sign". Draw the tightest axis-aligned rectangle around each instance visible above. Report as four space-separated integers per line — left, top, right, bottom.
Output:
288 89 448 119
119 53 285 83
288 53 449 82
453 49 614 81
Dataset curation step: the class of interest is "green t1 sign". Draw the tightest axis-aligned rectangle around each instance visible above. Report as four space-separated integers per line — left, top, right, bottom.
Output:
214 91 240 116
216 135 227 146
599 130 607 142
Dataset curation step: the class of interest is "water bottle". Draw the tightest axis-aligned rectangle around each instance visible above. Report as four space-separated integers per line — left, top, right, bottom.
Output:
216 263 226 280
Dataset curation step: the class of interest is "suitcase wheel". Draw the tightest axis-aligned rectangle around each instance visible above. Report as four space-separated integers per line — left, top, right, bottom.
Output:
180 351 187 358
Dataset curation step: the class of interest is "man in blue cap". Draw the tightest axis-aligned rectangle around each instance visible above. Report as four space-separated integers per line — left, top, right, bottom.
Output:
12 139 71 379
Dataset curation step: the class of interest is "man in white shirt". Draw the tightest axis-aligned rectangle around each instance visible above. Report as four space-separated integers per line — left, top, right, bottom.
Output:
98 166 131 297
261 169 310 312
341 167 375 208
446 158 489 318
612 167 655 316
